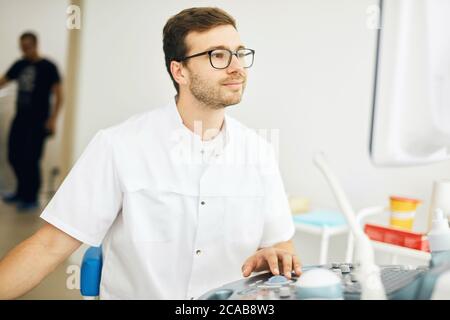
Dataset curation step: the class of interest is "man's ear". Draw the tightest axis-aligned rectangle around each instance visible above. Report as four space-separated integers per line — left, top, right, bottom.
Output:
170 61 188 87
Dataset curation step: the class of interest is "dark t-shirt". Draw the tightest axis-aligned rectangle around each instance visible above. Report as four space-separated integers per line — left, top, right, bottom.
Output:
6 58 61 122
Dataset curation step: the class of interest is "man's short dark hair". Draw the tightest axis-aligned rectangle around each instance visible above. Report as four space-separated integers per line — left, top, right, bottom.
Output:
20 32 38 45
163 7 237 94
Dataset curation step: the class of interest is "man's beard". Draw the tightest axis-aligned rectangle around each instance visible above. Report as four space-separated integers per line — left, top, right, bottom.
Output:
189 72 246 110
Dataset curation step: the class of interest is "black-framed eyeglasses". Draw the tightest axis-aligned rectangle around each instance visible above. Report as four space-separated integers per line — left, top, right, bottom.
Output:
177 48 255 69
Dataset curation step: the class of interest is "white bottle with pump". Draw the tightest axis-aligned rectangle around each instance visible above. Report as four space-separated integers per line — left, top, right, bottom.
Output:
427 208 450 252
426 209 450 300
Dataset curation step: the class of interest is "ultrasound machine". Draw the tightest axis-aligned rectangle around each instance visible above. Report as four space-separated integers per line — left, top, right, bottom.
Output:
198 153 450 300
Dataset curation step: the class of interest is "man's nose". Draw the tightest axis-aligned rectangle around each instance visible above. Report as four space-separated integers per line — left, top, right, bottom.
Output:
227 54 245 73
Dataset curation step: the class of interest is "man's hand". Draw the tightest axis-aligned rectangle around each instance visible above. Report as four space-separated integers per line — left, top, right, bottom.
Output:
0 76 9 89
241 241 302 279
45 116 57 136
45 82 63 136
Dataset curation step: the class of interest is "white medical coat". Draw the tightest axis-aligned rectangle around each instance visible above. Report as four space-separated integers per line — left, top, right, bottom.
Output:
40 100 295 299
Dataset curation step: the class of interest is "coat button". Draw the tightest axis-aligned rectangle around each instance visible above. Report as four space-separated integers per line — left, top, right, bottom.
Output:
196 249 202 255
201 201 205 205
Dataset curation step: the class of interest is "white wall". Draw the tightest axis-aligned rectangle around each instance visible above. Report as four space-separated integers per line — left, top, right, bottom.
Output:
70 0 449 264
0 0 69 198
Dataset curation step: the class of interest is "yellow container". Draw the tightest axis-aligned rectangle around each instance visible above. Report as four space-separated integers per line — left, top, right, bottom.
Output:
389 196 421 231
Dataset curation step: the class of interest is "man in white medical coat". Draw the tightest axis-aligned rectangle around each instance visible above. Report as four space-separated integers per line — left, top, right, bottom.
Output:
0 7 301 299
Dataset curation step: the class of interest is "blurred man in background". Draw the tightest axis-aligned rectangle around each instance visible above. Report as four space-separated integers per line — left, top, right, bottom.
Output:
0 31 63 211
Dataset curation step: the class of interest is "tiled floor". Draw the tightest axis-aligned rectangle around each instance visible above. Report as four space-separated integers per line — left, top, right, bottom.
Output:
0 200 82 300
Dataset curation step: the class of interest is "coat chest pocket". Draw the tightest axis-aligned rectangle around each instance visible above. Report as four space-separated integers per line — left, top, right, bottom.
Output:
122 187 176 243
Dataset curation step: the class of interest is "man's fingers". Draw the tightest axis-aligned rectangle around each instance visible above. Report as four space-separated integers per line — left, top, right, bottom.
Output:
243 249 302 279
242 257 257 277
292 254 302 276
281 254 293 279
264 250 280 275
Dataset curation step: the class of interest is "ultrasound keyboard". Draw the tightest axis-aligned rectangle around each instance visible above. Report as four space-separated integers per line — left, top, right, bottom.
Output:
198 263 428 300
